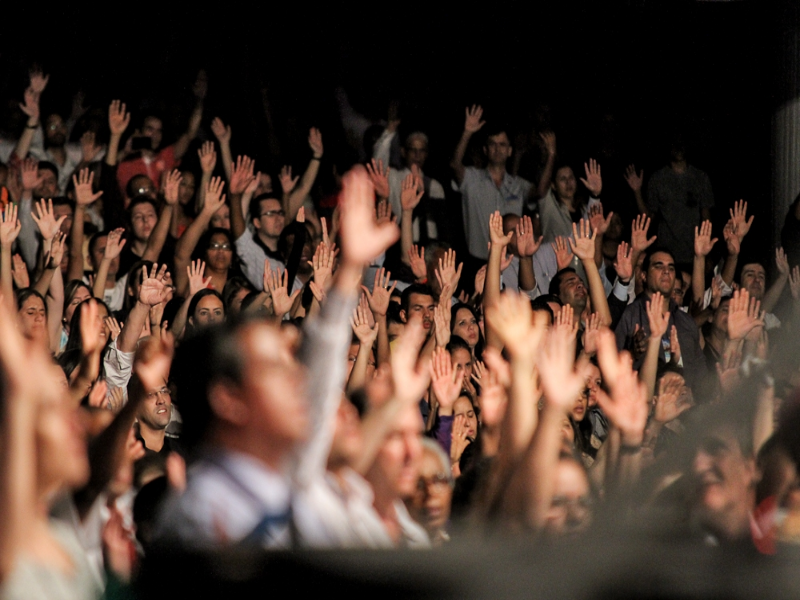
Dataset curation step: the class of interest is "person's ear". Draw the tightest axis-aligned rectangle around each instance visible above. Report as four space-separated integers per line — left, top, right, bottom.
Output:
400 309 407 324
252 217 262 231
188 316 194 326
209 382 249 426
507 147 513 159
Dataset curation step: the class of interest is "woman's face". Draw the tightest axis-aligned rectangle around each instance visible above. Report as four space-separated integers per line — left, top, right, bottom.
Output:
19 295 47 343
452 308 479 348
97 304 111 346
210 204 230 230
191 294 224 327
411 449 452 534
450 347 473 388
544 459 592 538
585 364 601 409
65 287 92 328
205 233 233 272
571 389 588 422
453 395 478 439
178 171 196 206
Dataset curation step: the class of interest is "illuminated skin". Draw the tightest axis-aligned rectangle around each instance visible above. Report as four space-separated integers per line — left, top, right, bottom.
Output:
558 271 588 314
190 294 225 328
18 295 47 345
739 263 766 301
205 232 233 273
552 165 577 204
646 251 676 297
402 293 435 332
544 458 592 538
453 395 478 439
449 347 473 391
131 202 158 243
452 307 480 349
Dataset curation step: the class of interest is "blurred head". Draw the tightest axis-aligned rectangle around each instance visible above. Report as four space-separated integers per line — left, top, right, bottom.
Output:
543 455 592 538
126 175 157 201
250 195 285 241
89 231 120 278
410 439 453 535
34 161 59 198
52 197 74 235
63 281 92 329
710 296 732 336
210 203 230 230
549 268 587 314
447 336 473 389
584 362 602 409
137 378 172 432
65 298 112 354
483 130 512 167
45 113 68 147
142 116 163 150
222 276 253 317
202 228 235 273
454 393 479 439
366 403 423 503
552 165 577 202
402 132 430 169
178 171 196 206
328 395 364 471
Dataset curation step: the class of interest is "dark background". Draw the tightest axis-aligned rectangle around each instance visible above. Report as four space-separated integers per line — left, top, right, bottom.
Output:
0 0 783 263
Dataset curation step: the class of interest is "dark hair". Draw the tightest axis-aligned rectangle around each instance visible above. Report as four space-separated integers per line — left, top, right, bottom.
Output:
386 302 403 326
187 289 225 328
195 227 237 265
64 297 112 355
549 268 578 297
450 303 485 358
248 193 281 225
446 334 471 355
642 246 676 274
222 276 254 313
531 296 556 322
128 196 158 219
126 175 155 200
16 288 47 317
239 290 264 314
64 280 92 309
400 283 435 315
51 196 75 212
735 258 767 287
37 160 58 180
56 348 83 380
482 123 511 144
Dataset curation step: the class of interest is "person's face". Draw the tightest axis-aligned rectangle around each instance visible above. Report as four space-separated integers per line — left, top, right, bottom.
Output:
210 204 230 230
228 287 250 316
452 308 480 349
65 287 92 327
19 295 47 343
402 293 435 332
544 459 592 538
138 380 172 431
129 176 157 200
558 272 588 312
91 235 119 277
453 395 478 438
692 425 756 535
671 278 686 306
571 389 588 422
45 114 68 146
35 169 59 199
53 203 73 236
254 199 285 239
585 364 601 409
484 132 512 166
646 252 676 296
36 391 89 493
142 116 163 149
131 202 158 242
552 166 577 200
178 171 196 206
329 397 363 469
740 264 766 301
191 294 224 327
561 417 575 447
403 137 429 169
411 449 452 533
205 233 233 273
369 404 423 500
239 324 308 446
711 299 731 335
450 347 473 389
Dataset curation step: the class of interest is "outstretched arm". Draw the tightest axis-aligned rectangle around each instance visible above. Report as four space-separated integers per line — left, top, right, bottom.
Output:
142 171 181 262
762 248 790 315
569 219 612 327
450 105 484 185
283 128 323 222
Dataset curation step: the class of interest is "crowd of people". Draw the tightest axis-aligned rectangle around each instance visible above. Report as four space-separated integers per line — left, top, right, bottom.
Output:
1 67 800 598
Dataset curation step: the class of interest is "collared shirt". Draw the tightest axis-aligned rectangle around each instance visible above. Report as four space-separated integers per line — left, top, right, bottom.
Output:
460 167 532 259
234 231 288 292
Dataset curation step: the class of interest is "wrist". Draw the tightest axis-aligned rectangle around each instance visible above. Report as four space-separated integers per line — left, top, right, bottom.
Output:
311 154 322 160
415 277 428 284
519 255 533 262
26 118 39 128
619 439 643 453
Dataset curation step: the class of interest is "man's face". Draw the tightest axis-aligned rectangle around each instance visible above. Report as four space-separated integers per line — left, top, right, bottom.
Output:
253 199 285 239
53 203 73 236
402 293 435 332
403 136 429 169
740 264 766 301
558 272 588 313
692 425 756 537
411 448 452 532
369 404 422 500
646 252 676 296
484 132 512 167
138 382 172 431
35 169 59 199
552 166 577 200
45 114 67 147
142 116 163 150
131 202 158 242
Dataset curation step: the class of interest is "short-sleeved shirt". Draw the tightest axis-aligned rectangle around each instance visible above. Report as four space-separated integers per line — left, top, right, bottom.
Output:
460 167 532 260
117 145 177 197
646 165 714 263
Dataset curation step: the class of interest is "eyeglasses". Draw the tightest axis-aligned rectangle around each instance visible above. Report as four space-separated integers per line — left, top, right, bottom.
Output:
146 387 171 399
417 473 450 492
260 210 285 218
550 495 592 512
209 243 232 251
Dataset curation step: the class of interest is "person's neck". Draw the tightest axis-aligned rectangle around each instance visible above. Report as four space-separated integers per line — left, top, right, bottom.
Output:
487 163 506 186
105 275 118 290
670 160 687 174
560 194 576 211
132 238 147 256
212 428 287 473
706 499 754 543
140 424 166 452
48 145 66 167
257 232 278 252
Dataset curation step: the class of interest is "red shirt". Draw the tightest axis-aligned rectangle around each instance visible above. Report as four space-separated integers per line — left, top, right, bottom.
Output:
117 145 177 198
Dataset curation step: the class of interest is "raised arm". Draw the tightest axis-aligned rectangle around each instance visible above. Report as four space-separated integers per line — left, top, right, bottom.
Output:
399 172 424 267
118 264 171 354
172 73 205 160
483 211 514 349
346 297 379 393
12 71 47 160
193 141 217 217
762 248 790 315
0 205 21 306
228 155 257 240
210 117 233 182
720 200 753 287
569 219 612 327
142 170 180 262
624 165 649 218
92 229 126 299
106 100 130 168
640 292 670 399
692 220 718 306
451 105 485 185
535 131 557 200
283 128 323 222
361 267 396 367
68 169 104 281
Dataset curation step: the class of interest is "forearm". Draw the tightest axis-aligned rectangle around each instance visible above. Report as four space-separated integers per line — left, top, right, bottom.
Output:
346 342 373 393
218 142 233 182
634 190 650 217
640 338 661 399
520 406 564 530
285 159 321 221
105 133 122 166
142 205 174 262
450 131 472 184
118 302 149 353
720 252 738 287
32 263 55 296
194 171 212 215
174 213 213 295
230 192 246 240
536 153 556 200
69 351 101 405
0 245 13 302
518 256 536 292
173 104 202 160
92 259 111 299
67 206 86 281
46 266 64 354
692 256 706 306
400 209 414 267
13 122 38 160
582 258 612 326
170 295 192 340
375 315 390 366
762 276 789 315
483 248 504 349
502 355 538 459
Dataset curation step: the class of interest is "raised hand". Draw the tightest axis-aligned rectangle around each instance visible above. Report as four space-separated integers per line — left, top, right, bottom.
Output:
614 241 633 282
485 292 546 358
580 158 602 197
19 87 40 122
489 210 513 248
80 131 102 163
162 170 182 205
727 288 764 341
710 275 723 309
624 164 643 193
108 100 130 136
28 69 49 95
338 166 400 265
104 228 127 260
499 246 513 272
264 262 301 318
631 214 656 255
229 155 256 195
433 302 451 348
552 236 574 270
723 220 740 256
400 172 423 211
390 319 432 404
554 303 578 340
48 231 67 268
279 165 299 194
776 247 790 277
588 202 613 236
72 168 103 206
210 117 232 145
187 260 211 296
569 219 596 262
693 220 717 258
407 245 428 280
309 239 337 291
138 263 171 306
80 299 103 356
430 347 462 412
581 312 600 356
464 105 485 133
515 214 542 257
10 254 29 288
104 316 122 343
0 203 21 247
21 158 43 191
365 159 390 200
202 176 226 216
351 299 378 347
646 292 669 339
595 329 649 446
31 198 66 241
435 248 463 292
540 130 556 157
375 199 392 227
198 141 217 174
729 199 753 243
361 268 396 318
539 319 591 412
653 374 691 425
474 265 487 296
308 127 324 158
669 325 682 364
